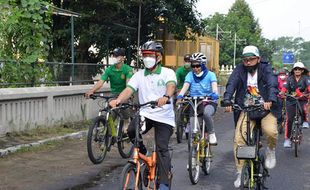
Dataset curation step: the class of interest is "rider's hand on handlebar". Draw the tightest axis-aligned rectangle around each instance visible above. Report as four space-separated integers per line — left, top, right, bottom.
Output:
263 101 272 110
85 90 94 98
157 96 169 107
109 99 121 108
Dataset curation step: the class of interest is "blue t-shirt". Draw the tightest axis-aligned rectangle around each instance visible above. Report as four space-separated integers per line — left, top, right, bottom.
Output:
185 71 217 97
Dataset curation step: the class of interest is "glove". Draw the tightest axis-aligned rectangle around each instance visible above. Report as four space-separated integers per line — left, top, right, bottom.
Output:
209 92 219 100
176 94 184 99
295 88 302 97
220 99 232 107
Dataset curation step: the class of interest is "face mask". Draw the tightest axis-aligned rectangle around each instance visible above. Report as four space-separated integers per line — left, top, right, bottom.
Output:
279 75 286 80
143 57 156 69
194 71 204 77
245 64 258 74
110 57 120 65
184 62 191 68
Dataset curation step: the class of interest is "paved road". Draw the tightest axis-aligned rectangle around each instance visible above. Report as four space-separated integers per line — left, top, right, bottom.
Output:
91 108 310 190
0 108 309 190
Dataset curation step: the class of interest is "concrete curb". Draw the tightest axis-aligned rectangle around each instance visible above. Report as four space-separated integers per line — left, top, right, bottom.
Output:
0 130 87 157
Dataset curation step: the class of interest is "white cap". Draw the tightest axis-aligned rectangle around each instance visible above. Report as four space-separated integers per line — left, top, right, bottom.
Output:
293 61 305 69
242 45 260 57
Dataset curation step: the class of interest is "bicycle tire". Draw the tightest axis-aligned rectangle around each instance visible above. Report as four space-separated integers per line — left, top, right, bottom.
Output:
120 163 142 190
175 108 185 143
256 152 268 190
117 118 134 158
87 116 109 164
202 145 211 175
292 124 299 157
240 162 251 190
188 132 200 184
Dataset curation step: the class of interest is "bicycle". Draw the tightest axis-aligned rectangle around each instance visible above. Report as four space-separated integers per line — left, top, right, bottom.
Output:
283 93 306 157
86 94 133 164
178 96 214 185
277 98 286 134
229 103 269 190
120 100 173 190
175 102 190 143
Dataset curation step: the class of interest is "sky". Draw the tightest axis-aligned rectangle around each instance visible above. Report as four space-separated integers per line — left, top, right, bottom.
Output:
196 0 310 41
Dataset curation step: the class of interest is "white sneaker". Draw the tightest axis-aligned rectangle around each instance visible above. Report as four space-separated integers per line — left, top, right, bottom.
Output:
209 133 217 145
234 171 241 188
265 147 276 169
302 121 309 129
283 139 292 148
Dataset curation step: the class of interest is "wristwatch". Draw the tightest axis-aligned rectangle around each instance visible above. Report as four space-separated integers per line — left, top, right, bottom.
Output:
163 95 170 99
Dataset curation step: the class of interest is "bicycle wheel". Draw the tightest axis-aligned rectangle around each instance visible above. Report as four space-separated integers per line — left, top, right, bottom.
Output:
256 152 268 190
87 116 109 164
188 133 200 184
202 145 211 175
176 108 185 143
120 163 142 190
240 162 251 190
117 118 134 158
292 124 300 157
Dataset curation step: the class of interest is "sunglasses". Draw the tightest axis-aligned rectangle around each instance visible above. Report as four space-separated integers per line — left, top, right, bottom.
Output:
294 67 303 71
191 64 201 68
243 57 258 62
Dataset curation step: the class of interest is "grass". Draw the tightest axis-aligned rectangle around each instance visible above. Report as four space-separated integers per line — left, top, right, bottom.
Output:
0 120 91 149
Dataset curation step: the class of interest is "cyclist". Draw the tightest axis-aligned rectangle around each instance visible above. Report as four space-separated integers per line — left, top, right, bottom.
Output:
280 62 310 148
85 47 133 97
222 45 280 188
176 54 192 91
176 52 219 145
109 41 176 190
277 69 288 128
175 54 192 137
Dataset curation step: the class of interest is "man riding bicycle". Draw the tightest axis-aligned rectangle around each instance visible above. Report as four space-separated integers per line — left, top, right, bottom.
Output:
280 61 310 148
109 41 176 190
85 47 133 97
176 54 192 91
176 52 219 145
222 45 281 188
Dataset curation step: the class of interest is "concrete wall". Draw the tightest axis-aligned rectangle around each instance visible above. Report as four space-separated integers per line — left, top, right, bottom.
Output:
0 84 110 136
0 84 226 136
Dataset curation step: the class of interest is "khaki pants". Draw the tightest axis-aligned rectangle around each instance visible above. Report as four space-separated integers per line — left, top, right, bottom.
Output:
234 112 278 171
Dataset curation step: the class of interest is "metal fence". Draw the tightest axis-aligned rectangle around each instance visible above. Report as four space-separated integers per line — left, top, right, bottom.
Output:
0 60 136 87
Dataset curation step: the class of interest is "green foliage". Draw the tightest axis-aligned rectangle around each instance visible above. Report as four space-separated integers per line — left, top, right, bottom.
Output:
0 0 52 87
49 0 204 63
203 0 273 66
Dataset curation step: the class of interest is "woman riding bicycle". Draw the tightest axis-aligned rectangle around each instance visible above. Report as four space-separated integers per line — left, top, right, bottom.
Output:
280 62 310 148
222 45 281 188
176 52 219 145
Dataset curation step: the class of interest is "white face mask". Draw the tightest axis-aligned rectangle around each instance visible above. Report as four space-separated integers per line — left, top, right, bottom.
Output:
110 57 120 65
143 57 156 69
279 75 286 80
194 71 204 77
184 62 191 68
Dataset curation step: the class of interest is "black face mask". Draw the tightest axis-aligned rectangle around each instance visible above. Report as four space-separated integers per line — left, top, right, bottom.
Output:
245 64 259 74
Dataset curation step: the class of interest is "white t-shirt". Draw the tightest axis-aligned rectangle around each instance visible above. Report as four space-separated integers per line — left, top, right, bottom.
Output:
127 66 177 127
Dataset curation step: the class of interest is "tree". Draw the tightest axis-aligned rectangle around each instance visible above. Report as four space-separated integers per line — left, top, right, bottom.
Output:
0 0 52 87
203 0 272 66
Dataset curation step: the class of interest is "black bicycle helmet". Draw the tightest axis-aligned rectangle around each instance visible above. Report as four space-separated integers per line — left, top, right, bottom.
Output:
190 52 207 64
112 48 125 56
184 54 191 62
141 41 164 55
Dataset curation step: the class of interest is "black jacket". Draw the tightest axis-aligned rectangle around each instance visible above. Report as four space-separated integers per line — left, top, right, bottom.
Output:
223 62 282 124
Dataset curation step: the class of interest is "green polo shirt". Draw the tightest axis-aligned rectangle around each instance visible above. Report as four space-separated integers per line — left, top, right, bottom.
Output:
101 64 133 94
176 66 190 89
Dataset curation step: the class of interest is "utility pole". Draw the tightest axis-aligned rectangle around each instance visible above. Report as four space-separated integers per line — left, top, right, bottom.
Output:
136 1 142 68
233 33 246 68
216 24 231 40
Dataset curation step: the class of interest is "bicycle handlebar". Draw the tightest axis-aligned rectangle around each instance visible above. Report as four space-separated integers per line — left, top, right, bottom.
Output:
89 93 117 100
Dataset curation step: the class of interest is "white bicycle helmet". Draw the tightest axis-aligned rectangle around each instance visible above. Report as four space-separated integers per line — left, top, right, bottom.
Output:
190 52 207 64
